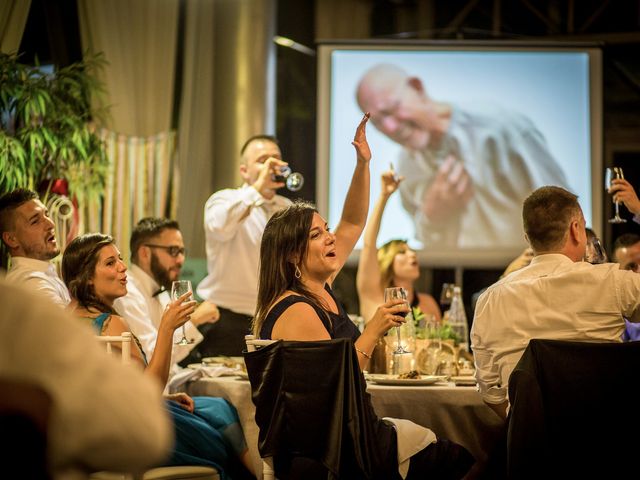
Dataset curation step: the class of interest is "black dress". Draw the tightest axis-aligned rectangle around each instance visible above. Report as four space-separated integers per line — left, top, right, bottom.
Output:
260 285 474 480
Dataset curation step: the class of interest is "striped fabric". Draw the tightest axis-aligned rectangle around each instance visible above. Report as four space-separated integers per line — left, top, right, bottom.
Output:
78 129 178 262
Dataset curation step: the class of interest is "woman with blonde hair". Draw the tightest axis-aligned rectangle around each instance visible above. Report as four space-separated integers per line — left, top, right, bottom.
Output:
357 170 441 325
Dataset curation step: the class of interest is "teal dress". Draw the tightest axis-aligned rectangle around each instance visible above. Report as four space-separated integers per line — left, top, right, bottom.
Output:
92 313 249 479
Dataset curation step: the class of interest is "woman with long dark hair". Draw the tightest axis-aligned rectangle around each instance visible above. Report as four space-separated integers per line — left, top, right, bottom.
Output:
62 233 255 479
252 115 474 479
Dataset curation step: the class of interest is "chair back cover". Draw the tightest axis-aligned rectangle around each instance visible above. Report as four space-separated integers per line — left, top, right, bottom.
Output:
244 338 393 479
507 338 640 479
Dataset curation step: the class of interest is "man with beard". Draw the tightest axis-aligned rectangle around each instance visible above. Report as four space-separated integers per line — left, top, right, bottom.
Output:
0 188 71 307
114 217 219 374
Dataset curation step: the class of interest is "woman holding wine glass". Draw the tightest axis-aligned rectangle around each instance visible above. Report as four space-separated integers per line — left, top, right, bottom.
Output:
62 233 256 478
252 114 474 479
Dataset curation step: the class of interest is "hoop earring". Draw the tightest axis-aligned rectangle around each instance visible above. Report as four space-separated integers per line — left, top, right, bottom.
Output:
295 265 302 279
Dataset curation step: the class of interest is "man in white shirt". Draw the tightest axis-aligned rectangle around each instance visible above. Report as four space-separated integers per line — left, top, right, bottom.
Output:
471 186 640 420
114 217 219 373
0 188 71 306
196 135 292 356
0 279 172 479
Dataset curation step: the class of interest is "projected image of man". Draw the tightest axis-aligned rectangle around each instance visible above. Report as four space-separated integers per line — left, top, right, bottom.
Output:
356 63 570 249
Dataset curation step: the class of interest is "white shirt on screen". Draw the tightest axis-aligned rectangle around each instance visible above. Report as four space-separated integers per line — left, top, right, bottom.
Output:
6 256 71 307
471 253 640 407
197 184 291 315
397 102 570 248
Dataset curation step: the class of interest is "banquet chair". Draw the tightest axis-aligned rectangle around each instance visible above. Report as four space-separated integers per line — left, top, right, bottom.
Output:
244 337 391 480
507 338 640 479
0 378 52 479
91 333 220 480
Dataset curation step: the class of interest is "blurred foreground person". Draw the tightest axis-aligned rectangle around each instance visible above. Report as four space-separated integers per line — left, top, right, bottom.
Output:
0 279 171 479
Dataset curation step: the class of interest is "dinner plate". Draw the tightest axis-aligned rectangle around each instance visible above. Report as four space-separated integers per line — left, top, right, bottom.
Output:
367 374 448 386
185 363 241 375
201 356 244 366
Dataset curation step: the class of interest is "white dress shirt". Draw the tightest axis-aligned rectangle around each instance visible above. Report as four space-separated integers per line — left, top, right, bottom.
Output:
397 102 569 248
471 254 640 406
0 280 171 479
114 265 203 370
197 184 291 315
6 256 71 307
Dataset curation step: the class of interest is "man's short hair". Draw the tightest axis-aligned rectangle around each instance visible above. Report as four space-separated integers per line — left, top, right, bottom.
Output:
240 135 279 156
130 217 180 263
0 189 39 241
523 186 582 252
613 233 640 258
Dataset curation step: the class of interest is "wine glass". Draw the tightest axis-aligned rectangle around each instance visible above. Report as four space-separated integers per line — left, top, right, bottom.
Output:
440 283 455 312
171 280 194 345
273 165 305 192
606 167 627 224
585 236 608 264
384 287 410 353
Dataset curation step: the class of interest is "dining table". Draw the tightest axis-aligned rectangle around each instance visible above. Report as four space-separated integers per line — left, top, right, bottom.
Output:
178 373 505 477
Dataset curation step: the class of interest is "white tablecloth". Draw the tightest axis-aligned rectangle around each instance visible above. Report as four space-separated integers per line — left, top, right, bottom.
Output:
179 376 505 476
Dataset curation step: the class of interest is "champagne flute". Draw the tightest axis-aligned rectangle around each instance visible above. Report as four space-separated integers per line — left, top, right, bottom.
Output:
171 280 194 345
606 167 627 224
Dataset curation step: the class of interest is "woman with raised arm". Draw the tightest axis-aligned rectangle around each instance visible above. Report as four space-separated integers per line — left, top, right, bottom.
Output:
62 233 255 479
252 114 474 479
357 169 441 325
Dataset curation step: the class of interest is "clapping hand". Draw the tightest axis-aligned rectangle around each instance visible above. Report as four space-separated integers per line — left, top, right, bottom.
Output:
422 154 474 224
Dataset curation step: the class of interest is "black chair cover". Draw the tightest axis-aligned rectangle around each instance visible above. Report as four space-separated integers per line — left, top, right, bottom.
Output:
244 338 397 480
507 338 640 479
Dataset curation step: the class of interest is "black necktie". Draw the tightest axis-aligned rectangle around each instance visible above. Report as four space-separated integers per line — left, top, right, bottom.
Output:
152 286 166 297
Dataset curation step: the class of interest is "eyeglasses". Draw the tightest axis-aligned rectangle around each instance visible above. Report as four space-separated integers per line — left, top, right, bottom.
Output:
145 244 186 257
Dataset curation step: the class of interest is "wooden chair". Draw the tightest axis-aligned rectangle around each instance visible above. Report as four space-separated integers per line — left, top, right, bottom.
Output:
92 333 220 480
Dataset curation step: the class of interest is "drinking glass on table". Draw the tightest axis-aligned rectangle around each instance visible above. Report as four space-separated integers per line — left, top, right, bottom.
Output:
384 286 412 374
440 283 455 312
171 280 194 345
606 167 627 224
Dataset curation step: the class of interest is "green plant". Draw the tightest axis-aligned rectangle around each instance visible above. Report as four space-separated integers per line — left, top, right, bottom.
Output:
413 306 461 343
0 52 109 204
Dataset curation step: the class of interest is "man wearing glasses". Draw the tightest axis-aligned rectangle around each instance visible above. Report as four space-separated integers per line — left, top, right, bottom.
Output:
114 217 219 375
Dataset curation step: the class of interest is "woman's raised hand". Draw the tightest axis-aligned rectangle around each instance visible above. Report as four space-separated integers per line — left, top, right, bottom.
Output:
352 112 371 163
381 169 403 196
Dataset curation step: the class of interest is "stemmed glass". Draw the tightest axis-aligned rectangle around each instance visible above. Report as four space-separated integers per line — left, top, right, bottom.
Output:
585 236 608 264
171 280 194 345
273 165 305 192
384 287 411 374
440 283 455 312
606 167 627 224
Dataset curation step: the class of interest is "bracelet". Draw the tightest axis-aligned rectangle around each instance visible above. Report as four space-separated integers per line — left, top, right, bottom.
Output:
355 346 372 359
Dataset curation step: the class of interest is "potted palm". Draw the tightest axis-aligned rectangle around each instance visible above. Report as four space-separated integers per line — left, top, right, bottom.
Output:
0 51 110 267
